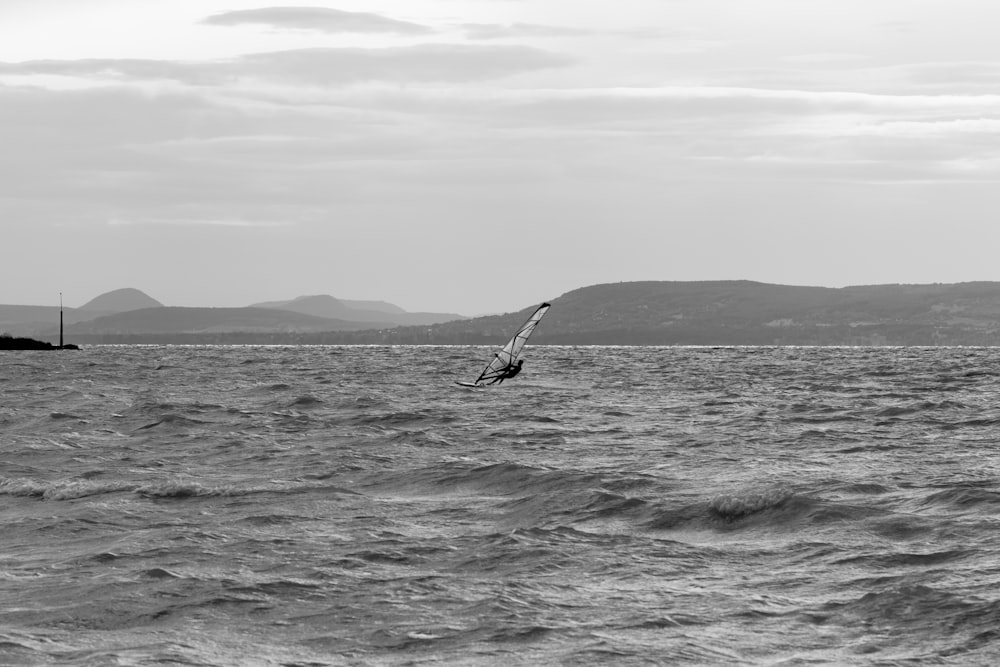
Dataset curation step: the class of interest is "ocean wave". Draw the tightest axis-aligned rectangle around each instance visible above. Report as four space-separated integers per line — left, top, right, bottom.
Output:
229 579 324 597
8 345 1000 664
133 478 362 500
709 487 796 521
818 584 981 632
236 513 319 526
446 462 603 497
498 487 651 530
641 487 829 531
0 475 319 501
133 414 208 431
135 480 268 498
0 477 49 497
361 461 602 499
376 428 451 447
826 481 892 495
0 476 134 500
600 475 660 495
48 411 82 420
288 395 323 408
355 411 438 426
835 548 973 569
143 567 183 580
919 486 1000 509
0 635 41 666
954 416 1000 428
578 490 649 518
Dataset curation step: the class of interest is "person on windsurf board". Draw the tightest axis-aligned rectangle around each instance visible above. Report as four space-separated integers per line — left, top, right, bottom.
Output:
487 359 524 385
456 302 550 387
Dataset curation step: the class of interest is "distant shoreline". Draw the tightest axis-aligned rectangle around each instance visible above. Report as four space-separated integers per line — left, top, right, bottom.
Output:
11 280 1000 346
0 335 79 350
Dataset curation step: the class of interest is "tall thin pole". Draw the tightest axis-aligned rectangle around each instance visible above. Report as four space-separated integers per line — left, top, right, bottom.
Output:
59 292 64 348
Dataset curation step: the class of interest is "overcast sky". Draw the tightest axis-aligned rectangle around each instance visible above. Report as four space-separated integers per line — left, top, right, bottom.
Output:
3 0 1000 314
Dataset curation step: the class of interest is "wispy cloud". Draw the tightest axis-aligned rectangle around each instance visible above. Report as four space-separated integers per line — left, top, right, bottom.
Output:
107 217 294 228
462 22 590 40
0 44 573 86
794 117 1000 138
201 7 433 36
901 61 1000 88
237 45 574 84
461 22 668 41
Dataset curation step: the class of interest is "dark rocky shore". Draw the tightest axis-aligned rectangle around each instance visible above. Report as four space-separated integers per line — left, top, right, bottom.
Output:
0 335 78 350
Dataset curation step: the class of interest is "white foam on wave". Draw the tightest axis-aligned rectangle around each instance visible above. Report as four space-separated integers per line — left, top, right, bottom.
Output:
0 477 136 500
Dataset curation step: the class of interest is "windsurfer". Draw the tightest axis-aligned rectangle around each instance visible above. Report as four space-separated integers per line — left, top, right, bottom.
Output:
457 302 550 387
488 359 524 385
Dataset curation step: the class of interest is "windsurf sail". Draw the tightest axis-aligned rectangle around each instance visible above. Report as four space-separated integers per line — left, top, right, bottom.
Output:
461 302 551 387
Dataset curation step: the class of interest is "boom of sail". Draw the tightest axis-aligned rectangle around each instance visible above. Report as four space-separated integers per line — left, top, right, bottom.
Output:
460 302 551 387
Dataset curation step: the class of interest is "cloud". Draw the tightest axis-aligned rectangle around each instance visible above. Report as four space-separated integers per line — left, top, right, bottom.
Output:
461 22 667 41
795 117 1000 139
237 45 574 84
902 62 1000 88
201 6 433 35
878 20 921 34
463 22 592 40
0 86 298 217
106 217 294 228
0 58 222 85
4 67 1000 242
0 44 573 86
782 53 868 65
707 60 1000 98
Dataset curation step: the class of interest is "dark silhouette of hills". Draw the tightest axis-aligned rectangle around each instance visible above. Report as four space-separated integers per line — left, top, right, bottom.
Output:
307 280 1000 346
69 307 386 336
80 288 164 314
0 288 466 343
340 299 406 315
250 295 464 326
0 334 78 350
0 288 163 339
11 281 1000 345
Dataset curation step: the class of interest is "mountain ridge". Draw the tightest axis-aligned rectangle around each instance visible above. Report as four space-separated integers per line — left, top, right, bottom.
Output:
0 287 466 340
67 307 386 335
10 280 1000 345
305 280 1000 346
249 294 465 326
79 288 164 313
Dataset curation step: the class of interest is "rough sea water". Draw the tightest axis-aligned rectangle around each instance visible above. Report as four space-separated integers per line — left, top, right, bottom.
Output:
4 345 1000 666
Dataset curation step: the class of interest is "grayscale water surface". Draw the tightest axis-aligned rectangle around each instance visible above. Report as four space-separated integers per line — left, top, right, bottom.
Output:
3 345 1000 665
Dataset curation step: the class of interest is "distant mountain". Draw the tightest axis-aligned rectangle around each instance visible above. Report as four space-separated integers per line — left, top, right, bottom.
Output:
0 305 96 338
80 288 163 314
0 288 465 342
16 280 1000 345
65 307 387 338
310 280 1000 346
252 294 373 320
251 294 465 326
340 299 405 315
0 289 155 337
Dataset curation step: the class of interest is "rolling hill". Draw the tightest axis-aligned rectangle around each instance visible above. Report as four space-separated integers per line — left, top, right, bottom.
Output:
250 295 465 326
11 281 1000 345
1 288 467 343
65 307 385 336
310 280 1000 346
79 288 164 314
